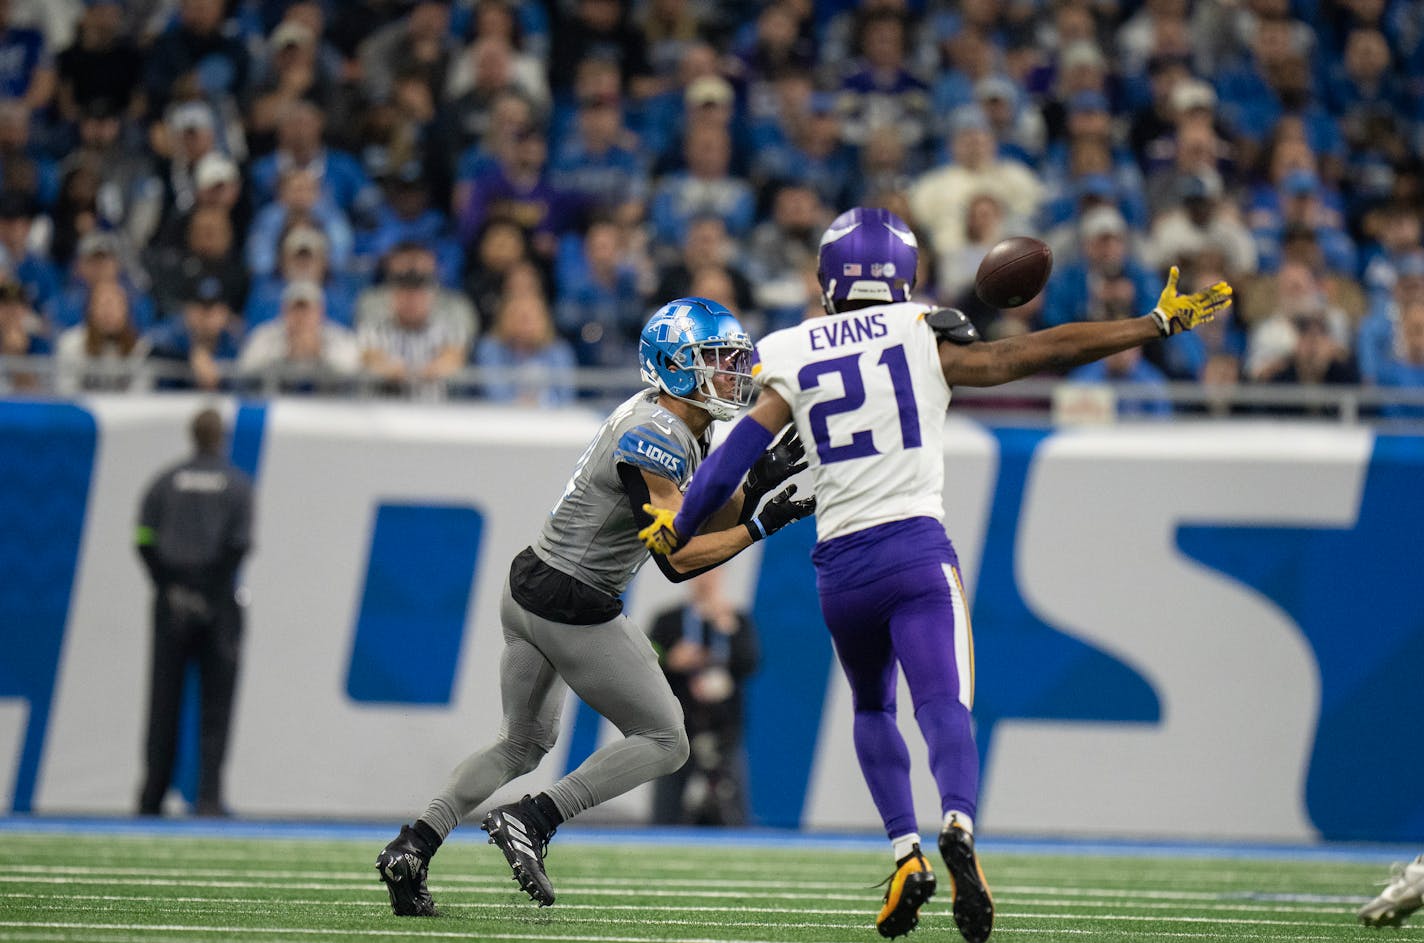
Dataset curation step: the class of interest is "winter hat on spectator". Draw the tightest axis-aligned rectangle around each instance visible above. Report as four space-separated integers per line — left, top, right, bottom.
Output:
271 20 315 50
685 76 734 108
282 226 328 257
974 76 1019 107
1081 206 1127 240
185 274 226 306
1282 169 1320 197
1059 41 1106 71
1170 80 1216 115
169 101 215 135
78 231 119 258
194 153 239 190
282 279 324 307
1069 90 1110 114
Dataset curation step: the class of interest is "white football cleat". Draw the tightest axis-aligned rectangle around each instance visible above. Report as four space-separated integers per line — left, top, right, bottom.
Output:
1359 854 1424 928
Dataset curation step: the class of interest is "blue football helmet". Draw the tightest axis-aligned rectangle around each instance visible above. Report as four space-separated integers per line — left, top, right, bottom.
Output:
817 207 919 313
639 297 754 421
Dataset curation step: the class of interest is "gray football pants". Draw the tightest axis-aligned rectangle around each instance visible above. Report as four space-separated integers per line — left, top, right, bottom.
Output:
419 581 690 839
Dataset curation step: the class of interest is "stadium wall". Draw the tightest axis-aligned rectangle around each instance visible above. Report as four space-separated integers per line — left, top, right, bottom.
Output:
0 396 1419 843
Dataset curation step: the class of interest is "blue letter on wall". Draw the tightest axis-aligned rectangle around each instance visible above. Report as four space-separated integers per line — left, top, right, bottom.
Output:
346 503 483 705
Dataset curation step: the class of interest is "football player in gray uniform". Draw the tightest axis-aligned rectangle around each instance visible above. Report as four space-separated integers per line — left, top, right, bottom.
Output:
377 297 814 914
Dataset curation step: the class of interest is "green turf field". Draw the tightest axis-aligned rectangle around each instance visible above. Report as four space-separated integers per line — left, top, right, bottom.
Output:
0 828 1417 942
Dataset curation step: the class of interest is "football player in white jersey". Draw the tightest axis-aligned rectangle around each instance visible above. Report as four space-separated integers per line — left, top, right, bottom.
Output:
640 207 1233 941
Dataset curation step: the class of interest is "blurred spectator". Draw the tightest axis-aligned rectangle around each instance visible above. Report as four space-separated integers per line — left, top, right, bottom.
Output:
836 8 932 150
1359 205 1423 303
939 191 1007 302
745 182 826 331
1039 40 1112 147
1145 171 1258 278
0 98 57 209
65 97 164 252
638 0 704 84
910 107 1042 259
750 87 857 212
0 191 60 309
1042 206 1158 328
1251 168 1356 275
0 278 48 392
152 150 247 255
1260 309 1361 413
143 0 250 117
147 206 247 319
48 231 155 332
1377 299 1424 417
237 279 361 393
358 163 462 287
245 167 355 277
649 569 759 826
1245 259 1354 380
55 0 142 122
248 101 374 218
547 0 653 98
357 0 455 106
555 218 644 368
733 2 816 94
549 91 647 225
463 217 533 334
357 240 477 344
145 277 241 391
445 23 549 116
974 75 1047 168
1067 344 1175 418
245 223 361 329
1359 252 1424 383
474 289 577 407
456 124 573 260
649 122 755 247
654 215 754 317
154 100 225 224
357 250 474 398
451 88 536 213
54 278 150 394
854 127 915 205
0 0 55 110
1143 100 1229 217
930 26 999 126
247 18 341 147
1128 53 1194 163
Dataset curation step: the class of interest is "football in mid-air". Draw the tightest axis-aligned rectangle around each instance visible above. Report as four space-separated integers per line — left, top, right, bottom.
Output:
975 236 1053 309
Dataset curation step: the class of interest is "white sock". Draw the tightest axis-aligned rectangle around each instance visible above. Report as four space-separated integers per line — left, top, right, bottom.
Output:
891 832 922 863
944 810 974 835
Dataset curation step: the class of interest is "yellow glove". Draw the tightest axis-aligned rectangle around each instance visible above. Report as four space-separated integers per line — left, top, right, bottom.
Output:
639 504 682 555
1149 266 1234 336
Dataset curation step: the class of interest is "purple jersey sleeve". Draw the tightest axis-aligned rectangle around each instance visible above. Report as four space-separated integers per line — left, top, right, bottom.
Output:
671 415 773 538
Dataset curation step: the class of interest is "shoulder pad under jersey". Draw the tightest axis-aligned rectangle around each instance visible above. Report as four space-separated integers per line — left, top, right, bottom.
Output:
925 307 981 345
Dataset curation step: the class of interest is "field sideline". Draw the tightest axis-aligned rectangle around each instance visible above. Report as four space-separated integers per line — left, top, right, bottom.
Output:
1 818 1420 942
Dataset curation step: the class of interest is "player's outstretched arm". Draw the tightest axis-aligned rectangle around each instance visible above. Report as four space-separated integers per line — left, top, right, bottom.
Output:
942 267 1232 388
640 389 797 555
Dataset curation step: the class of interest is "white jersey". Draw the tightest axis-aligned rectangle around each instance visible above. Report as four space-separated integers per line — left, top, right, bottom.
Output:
753 301 951 543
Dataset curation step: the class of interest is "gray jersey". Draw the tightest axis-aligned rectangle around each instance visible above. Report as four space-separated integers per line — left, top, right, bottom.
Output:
532 389 707 596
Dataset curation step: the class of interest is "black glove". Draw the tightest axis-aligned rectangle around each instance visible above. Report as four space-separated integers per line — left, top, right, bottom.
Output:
743 427 807 511
746 484 815 541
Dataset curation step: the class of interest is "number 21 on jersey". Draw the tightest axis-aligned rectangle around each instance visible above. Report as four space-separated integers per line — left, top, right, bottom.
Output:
797 344 921 465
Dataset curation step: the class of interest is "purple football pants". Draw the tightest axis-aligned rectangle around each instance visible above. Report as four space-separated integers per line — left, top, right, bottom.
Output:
813 517 980 840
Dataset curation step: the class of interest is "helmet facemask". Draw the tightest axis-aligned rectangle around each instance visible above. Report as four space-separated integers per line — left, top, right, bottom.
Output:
675 339 754 421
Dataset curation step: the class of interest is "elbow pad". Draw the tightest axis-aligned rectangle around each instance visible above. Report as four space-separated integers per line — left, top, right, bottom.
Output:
926 307 981 345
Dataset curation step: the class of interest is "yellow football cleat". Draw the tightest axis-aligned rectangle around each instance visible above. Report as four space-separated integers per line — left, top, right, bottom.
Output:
877 845 937 938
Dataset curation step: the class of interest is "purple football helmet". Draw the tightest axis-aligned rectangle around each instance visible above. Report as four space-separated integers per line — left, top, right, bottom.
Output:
816 207 919 313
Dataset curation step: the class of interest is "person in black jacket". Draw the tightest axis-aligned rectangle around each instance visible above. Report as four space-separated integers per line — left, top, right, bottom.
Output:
134 407 253 816
649 568 760 826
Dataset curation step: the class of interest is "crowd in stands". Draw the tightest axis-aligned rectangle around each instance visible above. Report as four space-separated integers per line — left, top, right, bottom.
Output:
0 0 1422 413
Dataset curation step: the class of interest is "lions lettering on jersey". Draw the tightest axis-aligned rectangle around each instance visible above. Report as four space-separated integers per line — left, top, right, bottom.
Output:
615 427 687 478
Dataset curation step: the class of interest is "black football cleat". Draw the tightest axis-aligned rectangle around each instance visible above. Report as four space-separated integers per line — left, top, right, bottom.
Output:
939 821 993 943
482 795 557 906
876 844 937 938
376 824 437 917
